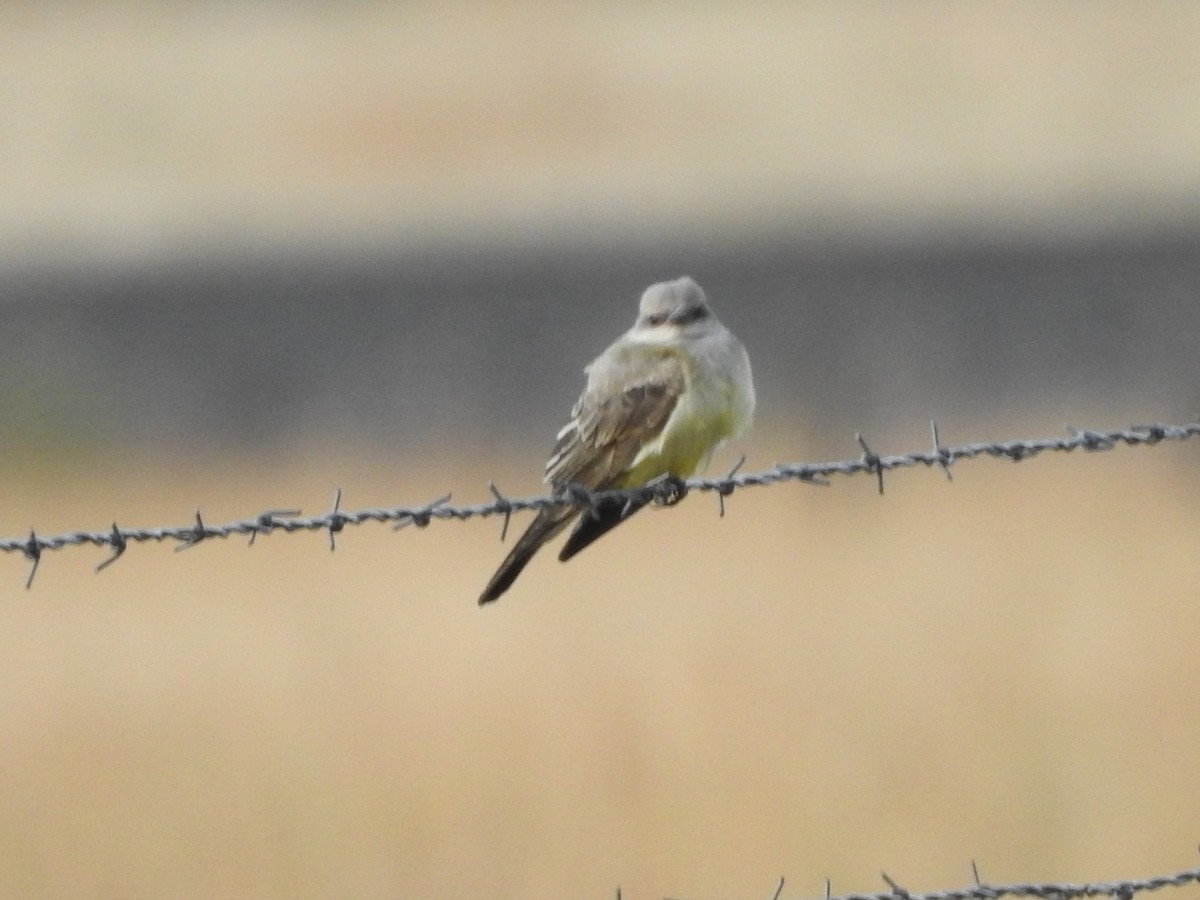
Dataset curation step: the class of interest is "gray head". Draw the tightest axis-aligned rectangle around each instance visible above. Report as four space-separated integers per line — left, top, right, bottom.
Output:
632 276 716 339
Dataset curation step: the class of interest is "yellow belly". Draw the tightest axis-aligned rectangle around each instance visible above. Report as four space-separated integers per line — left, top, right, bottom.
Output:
613 395 738 488
608 331 753 490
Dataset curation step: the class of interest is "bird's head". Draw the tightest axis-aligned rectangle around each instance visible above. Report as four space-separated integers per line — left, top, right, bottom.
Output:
631 276 715 343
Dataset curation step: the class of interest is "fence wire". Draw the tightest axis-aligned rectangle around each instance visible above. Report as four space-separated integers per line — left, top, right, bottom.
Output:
736 860 1200 900
3 420 1198 587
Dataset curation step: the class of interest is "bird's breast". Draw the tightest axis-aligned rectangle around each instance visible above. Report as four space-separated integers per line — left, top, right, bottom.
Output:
620 343 753 485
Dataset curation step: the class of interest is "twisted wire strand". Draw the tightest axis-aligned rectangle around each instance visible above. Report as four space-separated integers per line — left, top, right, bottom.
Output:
816 862 1200 900
3 420 1197 586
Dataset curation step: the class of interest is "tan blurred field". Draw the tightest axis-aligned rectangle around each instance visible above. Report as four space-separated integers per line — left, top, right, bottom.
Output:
4 2 1200 895
1 431 1199 898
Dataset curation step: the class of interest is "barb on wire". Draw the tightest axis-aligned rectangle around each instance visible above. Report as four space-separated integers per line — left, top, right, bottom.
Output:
715 454 747 518
95 522 126 572
807 860 1200 900
881 872 911 898
23 529 41 589
931 420 953 481
175 511 210 552
856 432 886 495
326 488 345 551
247 509 301 547
2 419 1198 586
487 481 513 542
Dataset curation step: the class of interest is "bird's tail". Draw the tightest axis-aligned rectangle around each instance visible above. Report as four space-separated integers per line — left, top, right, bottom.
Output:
478 507 574 605
556 495 650 563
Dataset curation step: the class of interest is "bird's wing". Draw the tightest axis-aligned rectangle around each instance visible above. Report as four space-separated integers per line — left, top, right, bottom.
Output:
479 347 683 605
544 347 685 491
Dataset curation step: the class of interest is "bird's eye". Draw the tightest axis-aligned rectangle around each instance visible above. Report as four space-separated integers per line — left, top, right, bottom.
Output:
646 313 667 326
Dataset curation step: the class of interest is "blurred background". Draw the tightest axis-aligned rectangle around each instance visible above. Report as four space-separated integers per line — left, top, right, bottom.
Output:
3 3 1200 898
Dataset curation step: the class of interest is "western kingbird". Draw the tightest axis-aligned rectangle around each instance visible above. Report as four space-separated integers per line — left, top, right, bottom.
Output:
479 276 755 604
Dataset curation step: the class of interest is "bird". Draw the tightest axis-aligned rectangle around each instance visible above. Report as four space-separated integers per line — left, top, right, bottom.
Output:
478 276 755 604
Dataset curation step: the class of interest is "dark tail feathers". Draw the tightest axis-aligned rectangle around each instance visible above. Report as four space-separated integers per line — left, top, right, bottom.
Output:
478 508 572 604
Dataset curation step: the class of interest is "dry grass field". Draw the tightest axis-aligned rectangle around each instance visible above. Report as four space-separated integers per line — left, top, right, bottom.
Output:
4 4 1200 895
1 428 1199 898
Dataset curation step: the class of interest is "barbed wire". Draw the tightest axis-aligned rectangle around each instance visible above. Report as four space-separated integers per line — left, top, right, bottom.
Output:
3 419 1198 588
689 858 1200 900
